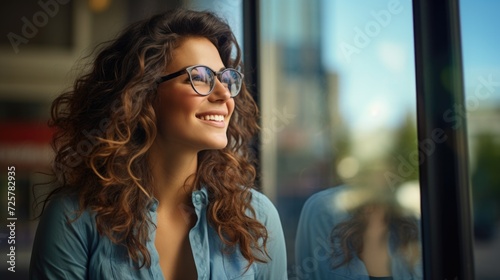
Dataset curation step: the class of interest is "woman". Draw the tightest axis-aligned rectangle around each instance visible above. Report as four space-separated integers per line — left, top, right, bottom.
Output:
295 185 422 279
29 9 287 280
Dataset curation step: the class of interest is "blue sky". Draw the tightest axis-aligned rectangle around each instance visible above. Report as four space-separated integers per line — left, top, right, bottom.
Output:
461 0 500 71
460 0 500 103
321 0 416 131
319 0 500 131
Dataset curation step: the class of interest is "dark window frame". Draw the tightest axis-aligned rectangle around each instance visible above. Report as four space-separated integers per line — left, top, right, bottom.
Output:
243 0 262 190
413 0 474 278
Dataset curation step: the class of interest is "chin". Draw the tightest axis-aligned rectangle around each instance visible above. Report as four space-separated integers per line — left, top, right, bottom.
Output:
200 139 228 151
211 142 228 150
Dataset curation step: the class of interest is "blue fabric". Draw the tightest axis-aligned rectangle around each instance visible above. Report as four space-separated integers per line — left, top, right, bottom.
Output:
29 188 287 280
295 186 423 280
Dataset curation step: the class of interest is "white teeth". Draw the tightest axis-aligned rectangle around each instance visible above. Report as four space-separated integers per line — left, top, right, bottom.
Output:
199 115 224 122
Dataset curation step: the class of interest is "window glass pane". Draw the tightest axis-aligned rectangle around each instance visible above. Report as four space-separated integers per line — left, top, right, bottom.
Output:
460 0 500 278
260 0 423 278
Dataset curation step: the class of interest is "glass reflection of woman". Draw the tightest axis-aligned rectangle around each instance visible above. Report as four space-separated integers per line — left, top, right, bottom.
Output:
29 9 287 280
295 185 422 279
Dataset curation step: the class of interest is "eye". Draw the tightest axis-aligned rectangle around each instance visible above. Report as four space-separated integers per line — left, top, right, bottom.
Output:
190 67 213 85
191 74 204 82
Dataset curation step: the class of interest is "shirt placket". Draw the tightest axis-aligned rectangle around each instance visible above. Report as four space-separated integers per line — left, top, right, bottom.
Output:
147 199 165 279
190 190 210 280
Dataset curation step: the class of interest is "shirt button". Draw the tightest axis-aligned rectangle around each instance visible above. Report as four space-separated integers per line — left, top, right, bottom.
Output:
194 193 202 204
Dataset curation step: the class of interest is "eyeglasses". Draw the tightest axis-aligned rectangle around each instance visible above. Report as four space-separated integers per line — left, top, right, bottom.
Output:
157 65 243 97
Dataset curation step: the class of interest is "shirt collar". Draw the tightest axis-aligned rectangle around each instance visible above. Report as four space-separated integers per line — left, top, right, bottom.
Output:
147 186 209 212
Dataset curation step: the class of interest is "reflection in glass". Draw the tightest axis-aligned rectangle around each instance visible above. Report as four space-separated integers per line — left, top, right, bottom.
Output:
259 0 423 277
460 0 500 278
295 185 422 279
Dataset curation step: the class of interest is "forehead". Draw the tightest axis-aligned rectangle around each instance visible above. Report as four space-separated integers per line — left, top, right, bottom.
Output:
166 37 224 72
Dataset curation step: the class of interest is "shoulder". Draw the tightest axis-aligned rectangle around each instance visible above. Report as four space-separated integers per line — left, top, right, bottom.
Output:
295 185 353 251
30 193 97 279
247 189 288 278
295 186 358 278
248 188 275 209
42 193 92 220
37 193 96 239
44 193 80 214
300 185 351 222
248 188 280 225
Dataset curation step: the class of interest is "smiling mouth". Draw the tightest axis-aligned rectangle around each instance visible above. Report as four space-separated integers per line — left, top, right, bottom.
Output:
196 114 225 122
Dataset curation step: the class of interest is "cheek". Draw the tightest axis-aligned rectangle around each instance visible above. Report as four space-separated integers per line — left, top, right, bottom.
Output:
228 99 236 118
159 94 199 118
155 96 185 131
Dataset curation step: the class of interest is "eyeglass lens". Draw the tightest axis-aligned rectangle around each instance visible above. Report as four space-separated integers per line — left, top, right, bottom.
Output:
189 66 241 96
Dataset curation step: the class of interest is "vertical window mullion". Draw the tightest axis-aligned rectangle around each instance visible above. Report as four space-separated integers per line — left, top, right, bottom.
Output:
243 0 262 190
412 0 474 278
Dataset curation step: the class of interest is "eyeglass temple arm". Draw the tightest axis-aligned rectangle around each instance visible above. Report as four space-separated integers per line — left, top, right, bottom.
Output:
157 69 186 84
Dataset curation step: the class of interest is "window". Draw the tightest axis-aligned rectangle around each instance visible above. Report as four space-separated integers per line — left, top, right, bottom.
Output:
460 0 500 278
260 0 422 277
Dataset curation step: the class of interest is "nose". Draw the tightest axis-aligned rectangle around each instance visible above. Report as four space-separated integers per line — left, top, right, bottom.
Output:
208 78 232 102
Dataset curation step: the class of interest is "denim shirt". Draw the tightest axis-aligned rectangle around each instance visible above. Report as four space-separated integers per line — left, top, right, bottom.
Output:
29 188 287 280
295 186 423 280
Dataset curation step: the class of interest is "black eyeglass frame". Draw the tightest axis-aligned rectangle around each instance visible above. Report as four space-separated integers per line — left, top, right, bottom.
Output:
156 64 244 97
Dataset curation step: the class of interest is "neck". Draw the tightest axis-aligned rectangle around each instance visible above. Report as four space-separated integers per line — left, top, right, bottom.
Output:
148 144 198 214
363 205 389 242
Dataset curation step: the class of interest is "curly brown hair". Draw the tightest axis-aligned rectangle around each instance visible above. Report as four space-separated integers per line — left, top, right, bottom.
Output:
330 201 420 270
42 9 268 269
